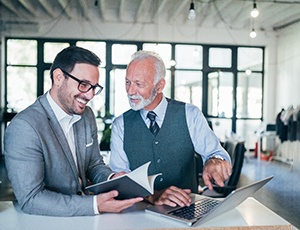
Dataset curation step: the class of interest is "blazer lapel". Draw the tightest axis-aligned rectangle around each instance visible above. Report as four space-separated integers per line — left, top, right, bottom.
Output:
38 95 81 183
74 118 87 188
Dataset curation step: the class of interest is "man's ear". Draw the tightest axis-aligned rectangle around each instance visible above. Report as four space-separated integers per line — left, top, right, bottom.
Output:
156 79 166 93
52 68 64 86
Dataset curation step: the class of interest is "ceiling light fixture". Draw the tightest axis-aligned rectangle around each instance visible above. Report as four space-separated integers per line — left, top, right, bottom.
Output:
251 1 259 18
188 0 196 20
250 28 257 38
245 69 252 75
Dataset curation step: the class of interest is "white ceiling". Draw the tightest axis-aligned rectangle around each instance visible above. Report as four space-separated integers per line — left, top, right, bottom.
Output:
1 0 300 33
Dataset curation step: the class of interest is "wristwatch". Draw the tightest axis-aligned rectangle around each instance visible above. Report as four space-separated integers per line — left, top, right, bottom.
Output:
209 155 225 161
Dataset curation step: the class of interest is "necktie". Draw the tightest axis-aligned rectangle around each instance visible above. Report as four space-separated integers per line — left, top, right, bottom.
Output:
147 111 160 136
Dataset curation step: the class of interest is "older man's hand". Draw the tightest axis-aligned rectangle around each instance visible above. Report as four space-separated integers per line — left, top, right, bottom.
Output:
145 186 192 207
202 158 232 190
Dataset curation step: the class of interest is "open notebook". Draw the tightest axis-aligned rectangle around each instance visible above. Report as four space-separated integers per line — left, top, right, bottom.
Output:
145 176 273 226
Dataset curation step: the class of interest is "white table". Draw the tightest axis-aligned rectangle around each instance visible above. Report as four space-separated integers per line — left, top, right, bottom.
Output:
0 197 293 230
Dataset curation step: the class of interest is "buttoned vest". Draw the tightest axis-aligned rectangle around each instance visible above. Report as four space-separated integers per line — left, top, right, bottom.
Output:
123 99 197 192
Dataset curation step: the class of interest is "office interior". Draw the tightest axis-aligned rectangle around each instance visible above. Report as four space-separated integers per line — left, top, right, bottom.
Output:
0 0 300 229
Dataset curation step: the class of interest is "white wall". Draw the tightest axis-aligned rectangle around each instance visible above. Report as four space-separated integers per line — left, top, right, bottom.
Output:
276 23 300 113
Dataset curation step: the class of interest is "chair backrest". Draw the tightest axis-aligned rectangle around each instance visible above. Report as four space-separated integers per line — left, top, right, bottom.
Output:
220 139 246 195
195 139 245 196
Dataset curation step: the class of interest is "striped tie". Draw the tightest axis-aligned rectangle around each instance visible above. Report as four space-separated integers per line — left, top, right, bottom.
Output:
147 111 160 136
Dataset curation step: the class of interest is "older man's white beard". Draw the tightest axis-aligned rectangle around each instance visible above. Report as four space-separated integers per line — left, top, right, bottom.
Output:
128 90 157 111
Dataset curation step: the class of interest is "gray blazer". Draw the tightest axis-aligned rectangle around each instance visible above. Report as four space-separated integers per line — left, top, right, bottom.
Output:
4 94 113 216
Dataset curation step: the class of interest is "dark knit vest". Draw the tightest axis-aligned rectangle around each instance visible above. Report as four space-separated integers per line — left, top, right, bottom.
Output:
123 99 197 192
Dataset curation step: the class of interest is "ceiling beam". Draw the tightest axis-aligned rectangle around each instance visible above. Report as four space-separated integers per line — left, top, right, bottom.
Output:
135 0 148 22
119 0 126 22
0 0 19 15
37 0 56 17
153 0 168 22
95 0 106 21
168 0 187 23
274 16 300 30
57 0 72 19
78 0 90 20
19 0 37 17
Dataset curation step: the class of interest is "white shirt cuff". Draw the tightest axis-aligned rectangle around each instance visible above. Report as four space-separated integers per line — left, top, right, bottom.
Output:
93 195 100 214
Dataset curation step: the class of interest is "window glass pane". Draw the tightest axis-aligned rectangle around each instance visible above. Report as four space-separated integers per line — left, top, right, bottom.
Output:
208 72 233 117
238 47 263 71
236 119 262 150
209 48 231 68
44 42 69 63
175 70 202 109
143 43 172 68
237 72 262 118
77 41 106 67
163 70 171 98
44 70 51 93
175 45 202 69
7 39 37 65
87 68 106 116
110 69 129 117
7 66 37 112
112 44 137 65
208 118 232 143
89 68 106 142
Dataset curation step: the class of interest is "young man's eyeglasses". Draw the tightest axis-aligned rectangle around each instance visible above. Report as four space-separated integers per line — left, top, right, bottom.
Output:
60 69 103 95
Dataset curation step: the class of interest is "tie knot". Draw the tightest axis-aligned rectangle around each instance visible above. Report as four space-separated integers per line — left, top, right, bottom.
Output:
147 111 156 122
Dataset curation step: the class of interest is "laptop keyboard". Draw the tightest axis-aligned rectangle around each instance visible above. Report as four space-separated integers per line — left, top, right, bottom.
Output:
168 198 220 220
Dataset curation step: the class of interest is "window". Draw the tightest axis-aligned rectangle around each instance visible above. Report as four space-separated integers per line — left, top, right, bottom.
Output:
175 70 202 108
6 39 38 112
110 68 128 117
112 44 137 65
175 45 203 69
76 41 106 67
7 66 37 112
3 38 265 150
7 39 37 65
143 43 172 68
237 72 262 118
209 48 232 68
238 47 263 71
207 71 233 118
44 42 69 64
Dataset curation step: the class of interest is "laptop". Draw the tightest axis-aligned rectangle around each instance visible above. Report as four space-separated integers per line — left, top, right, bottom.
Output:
145 176 273 226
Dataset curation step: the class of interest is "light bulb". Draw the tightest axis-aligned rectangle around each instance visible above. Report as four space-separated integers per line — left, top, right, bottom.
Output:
245 69 252 75
250 29 257 38
188 1 196 20
169 60 176 66
251 3 259 18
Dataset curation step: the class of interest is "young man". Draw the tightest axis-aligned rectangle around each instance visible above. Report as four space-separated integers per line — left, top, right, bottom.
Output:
110 50 232 207
4 46 142 216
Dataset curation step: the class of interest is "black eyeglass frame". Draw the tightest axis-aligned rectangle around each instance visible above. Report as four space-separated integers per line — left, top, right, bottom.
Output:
60 69 103 95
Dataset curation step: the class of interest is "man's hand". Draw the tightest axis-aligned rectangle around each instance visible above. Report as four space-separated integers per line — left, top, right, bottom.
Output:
97 190 143 213
202 158 232 190
110 172 127 179
146 186 192 207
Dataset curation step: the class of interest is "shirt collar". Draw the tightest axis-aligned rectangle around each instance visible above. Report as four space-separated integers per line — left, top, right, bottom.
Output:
140 95 167 122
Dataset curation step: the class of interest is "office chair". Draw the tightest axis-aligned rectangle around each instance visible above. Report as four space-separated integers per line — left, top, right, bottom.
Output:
198 140 246 198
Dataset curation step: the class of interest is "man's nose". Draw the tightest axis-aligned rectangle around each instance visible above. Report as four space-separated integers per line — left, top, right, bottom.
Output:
126 84 136 95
